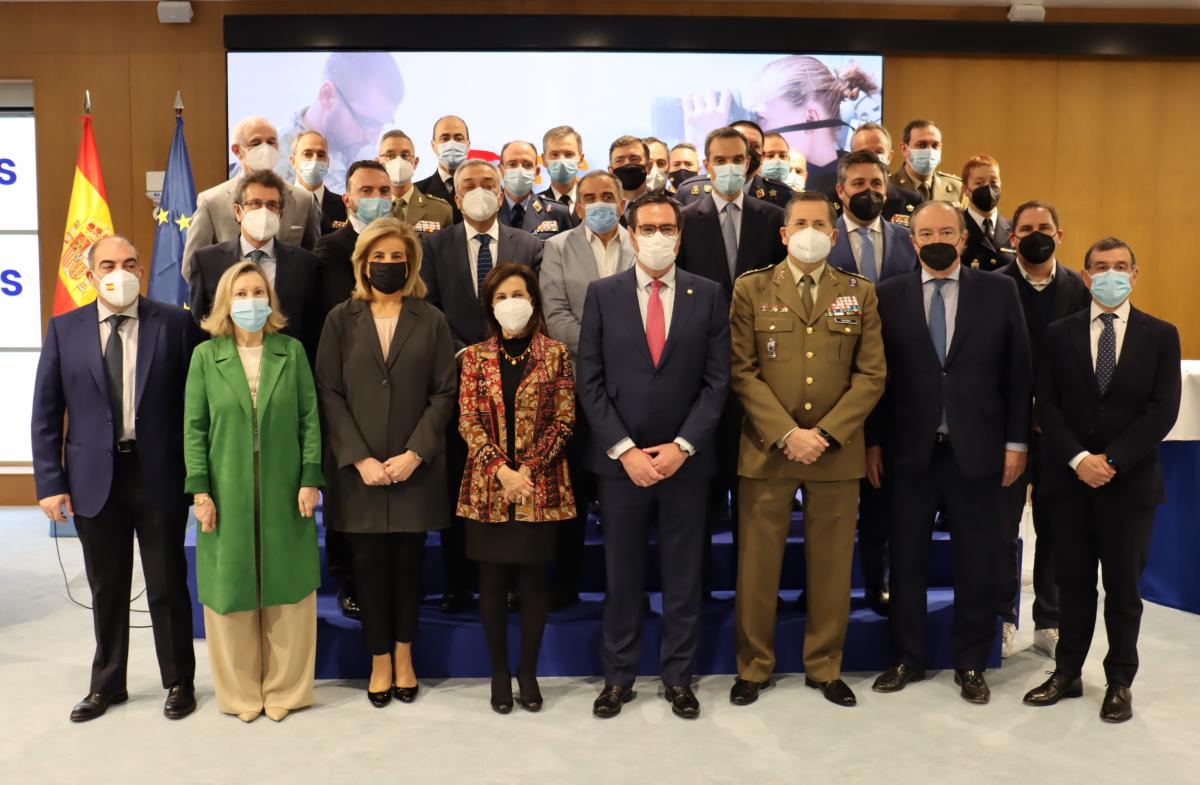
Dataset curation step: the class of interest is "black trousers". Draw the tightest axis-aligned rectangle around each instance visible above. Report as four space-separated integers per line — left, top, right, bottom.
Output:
72 451 194 696
857 478 889 595
348 531 427 655
599 474 707 688
889 441 1002 671
999 441 1058 628
1051 491 1155 687
441 421 475 597
552 404 593 597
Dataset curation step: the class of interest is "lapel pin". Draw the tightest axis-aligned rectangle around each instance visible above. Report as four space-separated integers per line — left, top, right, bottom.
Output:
686 288 694 295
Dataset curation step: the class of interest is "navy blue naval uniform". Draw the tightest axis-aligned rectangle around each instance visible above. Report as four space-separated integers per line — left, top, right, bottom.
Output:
500 192 573 240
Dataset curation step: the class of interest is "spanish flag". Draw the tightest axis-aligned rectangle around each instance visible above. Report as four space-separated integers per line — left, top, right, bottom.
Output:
52 115 113 315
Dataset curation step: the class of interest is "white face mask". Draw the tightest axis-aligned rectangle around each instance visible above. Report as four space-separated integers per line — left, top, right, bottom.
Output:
787 226 832 265
645 166 667 193
384 157 415 186
95 268 140 309
461 188 499 222
493 297 534 334
636 232 678 271
240 206 280 242
242 143 279 173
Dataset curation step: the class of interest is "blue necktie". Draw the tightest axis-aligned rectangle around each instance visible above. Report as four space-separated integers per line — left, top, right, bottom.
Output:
721 202 739 280
928 278 948 366
857 227 878 282
1096 313 1117 395
476 233 493 292
248 249 265 264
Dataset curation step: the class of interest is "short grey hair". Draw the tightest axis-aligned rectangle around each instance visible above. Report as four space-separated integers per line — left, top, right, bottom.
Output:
87 235 138 269
232 115 277 148
577 169 624 202
853 122 893 151
452 158 500 192
290 129 327 155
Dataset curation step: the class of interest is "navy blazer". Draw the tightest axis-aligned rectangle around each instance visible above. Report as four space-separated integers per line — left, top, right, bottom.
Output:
577 266 731 479
870 267 1032 479
962 210 1016 272
676 193 786 295
31 298 201 517
827 216 918 282
1036 306 1181 503
499 194 573 240
319 187 348 236
419 221 543 352
188 238 322 362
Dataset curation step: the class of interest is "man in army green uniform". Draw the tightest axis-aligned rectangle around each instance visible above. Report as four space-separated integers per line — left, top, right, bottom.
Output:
890 119 963 206
728 192 886 708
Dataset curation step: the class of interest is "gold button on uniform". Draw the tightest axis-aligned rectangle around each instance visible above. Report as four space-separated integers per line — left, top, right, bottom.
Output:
769 324 776 331
803 403 813 411
806 326 814 334
806 377 813 385
844 327 851 333
806 351 814 359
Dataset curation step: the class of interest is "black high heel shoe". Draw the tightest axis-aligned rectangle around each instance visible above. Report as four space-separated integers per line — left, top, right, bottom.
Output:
517 672 543 712
392 684 419 703
491 672 514 715
367 686 392 708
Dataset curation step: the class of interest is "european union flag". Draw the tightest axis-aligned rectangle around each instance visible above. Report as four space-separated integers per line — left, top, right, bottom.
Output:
147 116 196 306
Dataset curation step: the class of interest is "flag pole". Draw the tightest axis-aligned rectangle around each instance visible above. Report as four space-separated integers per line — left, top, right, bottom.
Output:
83 89 91 115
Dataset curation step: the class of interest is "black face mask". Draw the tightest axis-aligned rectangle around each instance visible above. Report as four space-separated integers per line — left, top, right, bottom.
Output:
368 261 408 295
848 189 886 222
1017 232 1056 265
919 242 959 271
747 148 763 177
612 164 648 192
668 169 694 189
971 184 1001 213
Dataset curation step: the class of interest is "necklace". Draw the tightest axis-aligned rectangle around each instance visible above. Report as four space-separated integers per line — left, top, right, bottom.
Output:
498 341 532 366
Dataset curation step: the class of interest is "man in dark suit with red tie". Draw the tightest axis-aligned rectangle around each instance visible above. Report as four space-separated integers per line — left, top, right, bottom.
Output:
1023 237 1181 723
578 192 730 721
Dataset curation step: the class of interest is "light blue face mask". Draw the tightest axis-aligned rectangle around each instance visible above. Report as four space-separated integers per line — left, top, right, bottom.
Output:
295 160 328 187
503 167 537 198
909 147 941 176
437 140 468 171
546 158 578 185
713 163 747 195
230 297 272 332
761 159 790 183
1089 270 1133 308
355 196 392 224
583 202 619 234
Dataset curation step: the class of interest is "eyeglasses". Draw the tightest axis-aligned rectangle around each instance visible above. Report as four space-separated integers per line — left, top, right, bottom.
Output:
239 200 282 212
634 225 679 238
333 83 391 135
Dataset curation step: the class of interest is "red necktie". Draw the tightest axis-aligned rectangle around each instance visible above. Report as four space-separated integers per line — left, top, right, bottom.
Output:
646 279 666 366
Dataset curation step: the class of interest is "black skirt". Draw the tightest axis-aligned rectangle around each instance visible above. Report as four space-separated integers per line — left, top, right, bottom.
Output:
465 518 557 565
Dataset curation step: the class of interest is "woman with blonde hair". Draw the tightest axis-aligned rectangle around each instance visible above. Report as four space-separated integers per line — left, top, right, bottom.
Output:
183 260 323 723
315 217 457 708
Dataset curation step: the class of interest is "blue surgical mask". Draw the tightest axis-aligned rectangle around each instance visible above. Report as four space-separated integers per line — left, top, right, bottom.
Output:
761 158 790 182
355 196 392 224
230 297 272 333
436 140 468 171
713 163 747 195
583 202 619 234
1089 270 1133 308
909 147 941 176
295 160 328 187
502 167 536 198
546 158 578 185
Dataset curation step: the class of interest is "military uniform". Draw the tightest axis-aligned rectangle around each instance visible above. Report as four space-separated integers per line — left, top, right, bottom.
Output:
961 209 1017 272
389 186 453 235
729 260 886 683
675 173 793 211
890 167 963 207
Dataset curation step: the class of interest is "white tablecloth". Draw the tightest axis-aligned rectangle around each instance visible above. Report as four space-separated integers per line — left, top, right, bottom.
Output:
1166 360 1200 442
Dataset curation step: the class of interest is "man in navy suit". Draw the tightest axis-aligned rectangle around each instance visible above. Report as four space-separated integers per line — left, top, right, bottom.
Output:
1023 237 1180 723
414 114 469 224
188 168 321 362
578 192 730 720
828 149 919 613
497 140 572 240
420 158 543 613
868 200 1032 705
33 236 201 723
288 129 347 236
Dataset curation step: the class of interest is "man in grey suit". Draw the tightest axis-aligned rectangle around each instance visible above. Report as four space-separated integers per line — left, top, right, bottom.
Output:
181 116 321 281
540 169 635 607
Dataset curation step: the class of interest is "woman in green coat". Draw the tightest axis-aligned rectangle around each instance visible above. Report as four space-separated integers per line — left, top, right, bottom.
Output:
183 260 324 723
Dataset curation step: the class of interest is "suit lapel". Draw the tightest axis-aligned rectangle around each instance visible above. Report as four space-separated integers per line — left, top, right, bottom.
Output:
1069 310 1100 396
255 333 288 416
617 228 635 272
133 298 159 412
350 300 389 376
212 337 253 418
658 272 696 368
386 302 420 368
944 269 975 367
452 224 478 304
515 332 546 401
734 200 759 276
619 270 655 369
567 227 599 282
696 197 729 286
79 303 107 395
1110 307 1147 394
1050 263 1073 318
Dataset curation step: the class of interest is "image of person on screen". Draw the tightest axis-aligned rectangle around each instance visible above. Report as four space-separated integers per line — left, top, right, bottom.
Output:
745 56 879 194
279 52 405 191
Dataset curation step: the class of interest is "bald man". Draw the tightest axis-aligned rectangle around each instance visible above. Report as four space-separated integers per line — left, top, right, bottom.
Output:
415 114 470 223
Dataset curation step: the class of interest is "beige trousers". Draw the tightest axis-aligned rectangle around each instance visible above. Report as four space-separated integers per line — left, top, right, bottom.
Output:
203 591 317 716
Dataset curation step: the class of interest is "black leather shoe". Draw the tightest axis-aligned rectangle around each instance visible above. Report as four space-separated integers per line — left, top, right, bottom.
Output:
592 684 635 718
1023 671 1083 706
439 591 470 614
163 683 196 720
955 669 991 704
664 685 700 719
866 587 890 617
805 677 857 707
491 672 513 715
729 678 771 706
1101 684 1133 723
368 688 392 708
337 589 361 620
872 663 926 693
392 684 419 703
506 590 521 612
70 690 128 722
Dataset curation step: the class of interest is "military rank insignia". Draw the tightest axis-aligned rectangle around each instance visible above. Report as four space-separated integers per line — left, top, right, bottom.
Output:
703 185 712 193
535 220 559 234
756 188 765 198
848 277 858 287
759 303 789 313
413 220 442 233
532 200 543 213
890 215 911 227
826 296 862 317
691 186 700 195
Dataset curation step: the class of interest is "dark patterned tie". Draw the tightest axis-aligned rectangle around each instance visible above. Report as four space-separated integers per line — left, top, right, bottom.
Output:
104 315 128 436
1096 312 1117 394
476 233 493 292
982 216 993 241
510 201 525 229
248 249 265 264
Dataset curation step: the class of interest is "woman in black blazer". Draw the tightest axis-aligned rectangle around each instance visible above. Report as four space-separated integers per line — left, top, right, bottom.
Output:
315 217 457 708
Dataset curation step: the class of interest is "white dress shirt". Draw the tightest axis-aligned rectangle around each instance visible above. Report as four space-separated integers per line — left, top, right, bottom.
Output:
97 298 139 441
1069 299 1131 470
966 206 998 235
549 182 578 209
712 189 745 246
586 225 623 279
240 235 277 288
1016 258 1058 292
843 212 884 280
608 264 695 460
464 220 501 296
